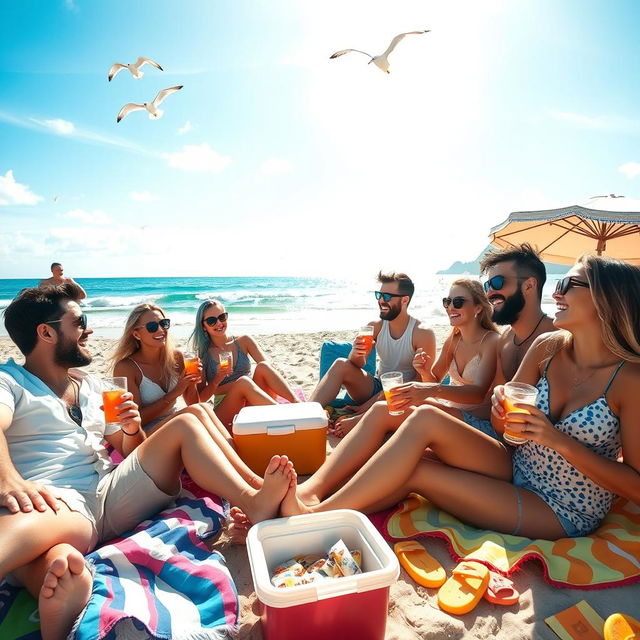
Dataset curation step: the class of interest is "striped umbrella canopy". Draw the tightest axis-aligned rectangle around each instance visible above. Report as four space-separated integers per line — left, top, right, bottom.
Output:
489 194 640 265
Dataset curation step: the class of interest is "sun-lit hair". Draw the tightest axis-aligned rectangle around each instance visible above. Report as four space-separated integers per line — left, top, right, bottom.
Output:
189 299 223 374
451 278 499 334
579 254 640 363
109 304 177 380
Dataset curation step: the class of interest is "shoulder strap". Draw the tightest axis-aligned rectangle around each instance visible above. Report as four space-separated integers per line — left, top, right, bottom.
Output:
479 331 490 345
542 352 556 377
603 361 625 396
127 357 144 378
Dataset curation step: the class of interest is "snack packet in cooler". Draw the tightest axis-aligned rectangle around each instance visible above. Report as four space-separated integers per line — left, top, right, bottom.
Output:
306 557 342 578
350 549 362 569
329 539 362 576
272 559 306 578
295 553 323 569
271 573 308 589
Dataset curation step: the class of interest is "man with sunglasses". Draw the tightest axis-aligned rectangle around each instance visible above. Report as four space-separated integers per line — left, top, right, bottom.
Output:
0 284 297 638
480 243 557 388
311 272 435 426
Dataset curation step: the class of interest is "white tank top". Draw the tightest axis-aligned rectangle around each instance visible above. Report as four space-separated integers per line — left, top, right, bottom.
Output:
376 317 418 382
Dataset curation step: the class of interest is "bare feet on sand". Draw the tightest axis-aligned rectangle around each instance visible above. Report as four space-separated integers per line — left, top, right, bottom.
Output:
296 482 321 507
39 544 93 640
329 413 363 438
240 455 294 524
280 470 313 517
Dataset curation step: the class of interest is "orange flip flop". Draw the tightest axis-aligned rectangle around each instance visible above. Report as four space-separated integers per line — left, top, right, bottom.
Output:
484 572 519 606
604 613 640 640
437 560 490 615
394 541 446 588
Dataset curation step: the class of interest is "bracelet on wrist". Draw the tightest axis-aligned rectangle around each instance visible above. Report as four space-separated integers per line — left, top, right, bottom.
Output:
122 427 140 436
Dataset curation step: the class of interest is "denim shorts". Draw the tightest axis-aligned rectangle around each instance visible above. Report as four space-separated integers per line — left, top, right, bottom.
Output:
461 412 500 441
511 465 582 537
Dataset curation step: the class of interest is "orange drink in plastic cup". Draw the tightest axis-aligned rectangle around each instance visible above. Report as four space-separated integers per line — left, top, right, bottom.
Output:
358 325 374 357
502 382 538 445
219 350 233 374
183 352 200 375
380 371 404 416
102 377 127 427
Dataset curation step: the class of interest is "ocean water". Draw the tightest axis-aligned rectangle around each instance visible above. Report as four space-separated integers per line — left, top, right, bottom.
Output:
0 275 561 339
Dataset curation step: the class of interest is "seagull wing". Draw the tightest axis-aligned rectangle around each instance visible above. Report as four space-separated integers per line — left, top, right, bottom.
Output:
117 102 145 122
134 56 163 71
382 30 429 58
329 49 373 60
108 63 127 81
152 85 183 107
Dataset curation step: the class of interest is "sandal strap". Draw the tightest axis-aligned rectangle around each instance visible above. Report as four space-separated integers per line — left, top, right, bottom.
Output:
451 562 486 582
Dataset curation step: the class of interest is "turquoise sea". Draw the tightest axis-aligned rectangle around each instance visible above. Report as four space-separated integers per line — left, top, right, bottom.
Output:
0 275 561 338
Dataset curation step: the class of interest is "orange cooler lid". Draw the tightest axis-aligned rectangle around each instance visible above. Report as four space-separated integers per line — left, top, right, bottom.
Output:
232 401 328 436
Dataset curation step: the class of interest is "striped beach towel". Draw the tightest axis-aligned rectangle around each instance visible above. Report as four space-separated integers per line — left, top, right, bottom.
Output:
0 487 238 640
385 494 640 589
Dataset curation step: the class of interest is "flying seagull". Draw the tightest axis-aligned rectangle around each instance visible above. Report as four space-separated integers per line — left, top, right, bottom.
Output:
108 57 163 81
329 30 430 73
117 86 183 122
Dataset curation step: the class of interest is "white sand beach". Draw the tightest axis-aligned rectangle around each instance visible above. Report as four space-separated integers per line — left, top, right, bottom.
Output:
1 332 638 639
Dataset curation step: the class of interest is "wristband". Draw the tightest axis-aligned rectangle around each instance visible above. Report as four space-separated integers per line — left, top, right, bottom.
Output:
122 427 140 436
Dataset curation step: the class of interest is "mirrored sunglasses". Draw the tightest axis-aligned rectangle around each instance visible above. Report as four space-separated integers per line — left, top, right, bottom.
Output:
374 291 404 303
204 312 229 326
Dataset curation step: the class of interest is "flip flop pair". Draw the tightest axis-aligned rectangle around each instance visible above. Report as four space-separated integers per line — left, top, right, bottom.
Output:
605 613 640 640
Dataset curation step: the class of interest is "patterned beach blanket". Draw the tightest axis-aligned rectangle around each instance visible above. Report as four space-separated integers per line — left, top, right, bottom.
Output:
386 494 640 589
0 487 238 640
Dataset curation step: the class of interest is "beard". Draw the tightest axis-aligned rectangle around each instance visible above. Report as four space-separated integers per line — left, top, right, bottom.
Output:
379 304 401 321
54 334 92 368
491 287 526 325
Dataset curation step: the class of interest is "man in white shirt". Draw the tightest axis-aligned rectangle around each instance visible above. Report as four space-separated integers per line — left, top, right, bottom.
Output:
0 284 294 640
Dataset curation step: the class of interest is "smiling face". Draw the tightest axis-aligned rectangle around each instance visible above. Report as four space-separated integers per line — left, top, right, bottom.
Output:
552 265 597 331
202 301 228 338
52 264 64 278
484 260 527 326
51 301 92 367
444 284 481 328
132 309 169 348
377 283 407 321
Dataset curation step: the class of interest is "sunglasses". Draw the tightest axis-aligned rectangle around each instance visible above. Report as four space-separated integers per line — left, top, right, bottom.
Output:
442 296 468 309
482 274 527 293
137 318 171 333
374 291 405 303
555 276 590 296
203 312 229 326
46 312 88 331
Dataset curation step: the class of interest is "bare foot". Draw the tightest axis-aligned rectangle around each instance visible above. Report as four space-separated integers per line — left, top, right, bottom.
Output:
39 545 93 640
280 472 313 517
329 414 362 438
241 455 294 524
296 482 321 506
228 506 252 545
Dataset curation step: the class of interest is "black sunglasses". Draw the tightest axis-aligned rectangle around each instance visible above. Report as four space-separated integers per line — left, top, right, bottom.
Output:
46 312 88 331
137 318 171 333
442 296 468 309
555 276 590 296
483 274 528 293
374 291 405 303
204 312 229 326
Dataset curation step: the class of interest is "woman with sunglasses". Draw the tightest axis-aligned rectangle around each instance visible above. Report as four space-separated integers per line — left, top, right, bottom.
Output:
281 256 640 540
186 299 299 428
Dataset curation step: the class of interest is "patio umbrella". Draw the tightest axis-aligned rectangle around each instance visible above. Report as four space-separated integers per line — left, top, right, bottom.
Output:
489 194 640 265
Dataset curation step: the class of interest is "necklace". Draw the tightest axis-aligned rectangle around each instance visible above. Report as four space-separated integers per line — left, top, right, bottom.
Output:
513 313 546 347
67 376 83 426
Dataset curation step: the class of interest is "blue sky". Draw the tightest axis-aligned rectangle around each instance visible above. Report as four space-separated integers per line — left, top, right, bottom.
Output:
1 0 640 279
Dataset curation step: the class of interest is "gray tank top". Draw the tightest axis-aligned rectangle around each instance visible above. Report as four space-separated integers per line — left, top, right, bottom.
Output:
376 317 418 382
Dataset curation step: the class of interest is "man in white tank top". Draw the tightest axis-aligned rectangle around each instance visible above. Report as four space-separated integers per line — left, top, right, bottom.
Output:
311 272 435 414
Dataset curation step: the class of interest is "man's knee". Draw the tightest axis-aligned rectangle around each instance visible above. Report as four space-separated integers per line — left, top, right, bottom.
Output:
327 358 355 380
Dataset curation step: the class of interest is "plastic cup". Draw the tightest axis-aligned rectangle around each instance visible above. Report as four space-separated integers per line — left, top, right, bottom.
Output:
358 325 375 357
183 351 200 375
380 371 404 416
502 382 538 445
219 350 233 374
102 377 127 427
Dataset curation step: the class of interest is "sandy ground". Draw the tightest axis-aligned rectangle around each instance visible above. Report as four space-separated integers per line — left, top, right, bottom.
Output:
1 330 638 639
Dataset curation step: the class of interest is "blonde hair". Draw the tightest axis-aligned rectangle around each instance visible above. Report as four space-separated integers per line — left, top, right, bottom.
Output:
110 304 177 381
451 278 499 334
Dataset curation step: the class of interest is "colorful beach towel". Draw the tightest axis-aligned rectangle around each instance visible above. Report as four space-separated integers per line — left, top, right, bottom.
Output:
0 487 237 640
385 494 640 589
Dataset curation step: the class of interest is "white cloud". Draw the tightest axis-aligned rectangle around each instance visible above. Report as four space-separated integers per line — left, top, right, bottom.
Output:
161 143 231 174
0 170 43 205
130 190 160 202
60 209 112 225
177 120 193 135
549 111 640 134
42 118 75 135
618 162 640 179
258 157 294 178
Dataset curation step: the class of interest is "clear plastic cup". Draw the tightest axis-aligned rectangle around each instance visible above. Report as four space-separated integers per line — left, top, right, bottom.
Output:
502 382 538 445
380 371 404 416
219 350 233 374
102 377 127 427
358 325 375 357
183 351 200 375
